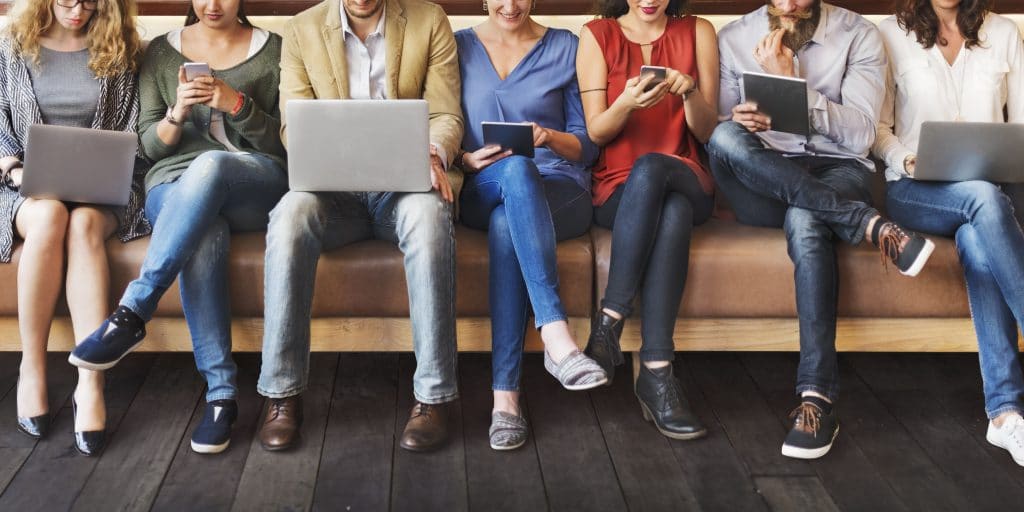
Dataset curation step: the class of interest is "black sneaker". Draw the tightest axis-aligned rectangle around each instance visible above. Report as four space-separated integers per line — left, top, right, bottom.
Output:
874 221 935 277
69 306 146 371
191 399 238 454
781 397 838 459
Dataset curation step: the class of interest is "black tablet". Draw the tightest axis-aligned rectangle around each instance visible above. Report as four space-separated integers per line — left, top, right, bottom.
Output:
482 122 535 158
741 72 809 137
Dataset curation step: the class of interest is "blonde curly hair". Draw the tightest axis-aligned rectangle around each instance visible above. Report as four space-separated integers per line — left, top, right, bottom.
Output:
5 0 141 76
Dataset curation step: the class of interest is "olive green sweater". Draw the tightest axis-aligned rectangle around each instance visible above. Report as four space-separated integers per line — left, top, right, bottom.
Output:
138 33 286 191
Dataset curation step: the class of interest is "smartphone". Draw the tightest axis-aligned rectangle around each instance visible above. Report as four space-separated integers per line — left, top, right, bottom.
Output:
640 65 667 92
183 62 212 81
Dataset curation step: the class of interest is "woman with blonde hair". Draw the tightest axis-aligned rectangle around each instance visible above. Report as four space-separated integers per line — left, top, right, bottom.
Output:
0 0 148 455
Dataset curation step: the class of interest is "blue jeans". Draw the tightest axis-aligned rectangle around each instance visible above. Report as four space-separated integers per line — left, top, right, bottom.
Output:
120 151 288 402
258 190 458 404
707 122 876 401
887 178 1024 419
593 153 714 363
460 156 592 391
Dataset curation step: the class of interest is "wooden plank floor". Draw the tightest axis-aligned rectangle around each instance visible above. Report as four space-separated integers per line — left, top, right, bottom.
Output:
1 351 1022 511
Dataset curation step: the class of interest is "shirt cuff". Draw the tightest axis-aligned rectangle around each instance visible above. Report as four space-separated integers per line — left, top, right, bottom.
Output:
807 87 829 135
430 142 448 171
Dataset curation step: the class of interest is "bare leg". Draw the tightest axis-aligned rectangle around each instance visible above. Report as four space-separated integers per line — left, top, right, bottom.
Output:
65 207 117 431
14 199 70 418
493 390 521 416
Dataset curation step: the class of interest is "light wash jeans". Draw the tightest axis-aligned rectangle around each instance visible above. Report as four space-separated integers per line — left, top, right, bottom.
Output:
120 151 288 402
258 190 458 404
887 178 1024 419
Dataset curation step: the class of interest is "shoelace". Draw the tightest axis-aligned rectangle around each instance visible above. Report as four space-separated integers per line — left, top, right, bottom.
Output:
877 223 908 272
410 403 434 419
789 402 822 436
268 399 294 421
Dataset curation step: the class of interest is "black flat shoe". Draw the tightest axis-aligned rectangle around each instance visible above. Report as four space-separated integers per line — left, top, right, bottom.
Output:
72 398 106 457
17 414 50 439
584 313 624 384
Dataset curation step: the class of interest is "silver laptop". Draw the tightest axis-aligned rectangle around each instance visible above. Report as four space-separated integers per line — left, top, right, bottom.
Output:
20 124 138 206
286 99 431 192
914 122 1024 182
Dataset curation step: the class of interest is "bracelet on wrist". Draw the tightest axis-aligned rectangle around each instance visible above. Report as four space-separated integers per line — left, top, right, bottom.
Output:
230 92 245 117
165 107 184 126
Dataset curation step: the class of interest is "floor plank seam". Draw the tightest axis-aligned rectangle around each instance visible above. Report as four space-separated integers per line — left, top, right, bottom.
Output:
387 353 400 512
522 392 554 512
310 353 342 511
586 389 631 511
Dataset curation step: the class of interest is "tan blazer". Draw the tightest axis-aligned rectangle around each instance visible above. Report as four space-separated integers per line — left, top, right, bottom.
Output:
279 0 464 196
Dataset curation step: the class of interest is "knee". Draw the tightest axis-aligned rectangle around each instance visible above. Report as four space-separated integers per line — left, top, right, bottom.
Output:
268 191 323 245
66 208 111 248
707 121 748 159
396 193 453 246
784 207 829 245
487 206 515 254
955 223 988 271
20 199 69 243
660 194 695 228
497 156 542 194
624 153 672 193
965 181 1013 223
193 217 230 263
181 151 236 189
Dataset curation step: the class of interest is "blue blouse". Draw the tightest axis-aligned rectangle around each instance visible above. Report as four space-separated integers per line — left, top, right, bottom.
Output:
455 28 597 191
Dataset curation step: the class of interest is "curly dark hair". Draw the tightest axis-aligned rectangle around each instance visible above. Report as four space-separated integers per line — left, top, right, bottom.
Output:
595 0 690 18
894 0 992 49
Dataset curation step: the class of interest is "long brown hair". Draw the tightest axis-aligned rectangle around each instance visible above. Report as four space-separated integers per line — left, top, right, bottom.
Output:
5 0 141 76
894 0 992 49
595 0 690 18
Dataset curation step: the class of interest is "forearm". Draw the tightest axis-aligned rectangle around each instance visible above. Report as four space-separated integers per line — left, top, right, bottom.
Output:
809 89 878 154
684 94 719 143
587 100 633 147
545 130 583 162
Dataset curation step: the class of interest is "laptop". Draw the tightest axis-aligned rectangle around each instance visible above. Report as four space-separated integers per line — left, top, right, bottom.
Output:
19 124 138 206
914 122 1024 182
741 72 809 137
286 99 431 192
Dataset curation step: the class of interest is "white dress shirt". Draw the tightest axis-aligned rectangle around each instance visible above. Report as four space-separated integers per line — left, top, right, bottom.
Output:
874 13 1024 181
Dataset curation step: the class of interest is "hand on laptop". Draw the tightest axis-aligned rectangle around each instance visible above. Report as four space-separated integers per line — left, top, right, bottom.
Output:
732 102 771 133
904 154 917 177
462 144 513 173
616 74 669 112
754 29 796 78
429 144 454 203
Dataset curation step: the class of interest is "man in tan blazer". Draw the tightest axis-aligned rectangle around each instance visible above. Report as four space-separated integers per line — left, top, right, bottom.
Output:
257 0 464 453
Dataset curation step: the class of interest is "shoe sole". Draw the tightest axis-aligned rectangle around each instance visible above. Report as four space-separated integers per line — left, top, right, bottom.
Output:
986 431 1024 466
490 438 527 451
638 398 707 440
781 426 839 460
562 376 610 391
399 440 445 452
191 439 230 454
68 339 145 371
899 239 935 277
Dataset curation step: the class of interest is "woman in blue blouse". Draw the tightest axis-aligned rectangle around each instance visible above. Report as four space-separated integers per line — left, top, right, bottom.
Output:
457 0 603 450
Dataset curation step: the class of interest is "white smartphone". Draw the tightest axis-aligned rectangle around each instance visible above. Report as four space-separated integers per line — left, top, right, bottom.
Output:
183 62 212 81
640 65 667 92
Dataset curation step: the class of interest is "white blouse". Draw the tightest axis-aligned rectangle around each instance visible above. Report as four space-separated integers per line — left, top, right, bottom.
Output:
874 13 1024 181
167 27 270 153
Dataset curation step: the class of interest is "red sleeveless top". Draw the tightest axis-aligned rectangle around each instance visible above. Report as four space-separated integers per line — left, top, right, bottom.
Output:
587 16 714 206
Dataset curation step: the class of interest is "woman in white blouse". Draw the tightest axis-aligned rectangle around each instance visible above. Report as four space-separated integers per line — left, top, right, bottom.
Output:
874 0 1024 466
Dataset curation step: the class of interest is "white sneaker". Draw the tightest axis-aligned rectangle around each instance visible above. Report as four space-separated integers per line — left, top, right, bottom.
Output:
986 413 1024 466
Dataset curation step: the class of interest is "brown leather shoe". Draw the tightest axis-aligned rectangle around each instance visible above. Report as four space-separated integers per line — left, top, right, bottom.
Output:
399 401 449 452
259 396 302 451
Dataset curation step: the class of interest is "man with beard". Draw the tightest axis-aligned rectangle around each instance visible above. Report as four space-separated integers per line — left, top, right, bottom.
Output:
256 0 463 452
708 0 935 459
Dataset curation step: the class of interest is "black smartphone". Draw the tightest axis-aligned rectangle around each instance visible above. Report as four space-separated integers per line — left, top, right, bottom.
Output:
640 65 667 92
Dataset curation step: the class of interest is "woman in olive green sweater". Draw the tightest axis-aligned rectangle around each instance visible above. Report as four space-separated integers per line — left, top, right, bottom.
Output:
71 0 287 455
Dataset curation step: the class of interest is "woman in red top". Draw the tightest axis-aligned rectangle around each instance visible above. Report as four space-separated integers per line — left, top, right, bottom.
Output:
578 0 718 440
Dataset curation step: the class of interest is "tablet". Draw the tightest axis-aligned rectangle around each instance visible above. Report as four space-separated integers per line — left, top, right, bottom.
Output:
482 122 535 158
741 72 809 136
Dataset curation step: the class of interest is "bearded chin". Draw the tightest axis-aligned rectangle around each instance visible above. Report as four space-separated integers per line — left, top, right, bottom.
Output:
767 2 822 51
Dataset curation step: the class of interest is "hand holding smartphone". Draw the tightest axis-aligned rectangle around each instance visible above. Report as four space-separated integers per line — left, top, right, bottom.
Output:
640 65 667 92
183 62 212 81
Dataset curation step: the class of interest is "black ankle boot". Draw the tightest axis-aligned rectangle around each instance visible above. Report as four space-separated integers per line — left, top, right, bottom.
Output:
584 313 624 384
635 364 706 440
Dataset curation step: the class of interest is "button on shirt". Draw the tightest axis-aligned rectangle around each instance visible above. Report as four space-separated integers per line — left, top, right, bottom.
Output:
718 3 887 169
341 5 387 100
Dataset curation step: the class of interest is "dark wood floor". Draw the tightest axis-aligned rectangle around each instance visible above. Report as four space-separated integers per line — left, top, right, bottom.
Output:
0 350 1020 511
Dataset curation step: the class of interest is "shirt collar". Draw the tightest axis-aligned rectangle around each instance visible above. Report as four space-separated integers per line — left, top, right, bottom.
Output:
340 4 386 39
807 3 830 47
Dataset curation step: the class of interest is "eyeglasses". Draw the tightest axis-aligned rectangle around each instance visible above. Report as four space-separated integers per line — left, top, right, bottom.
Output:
55 0 99 11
